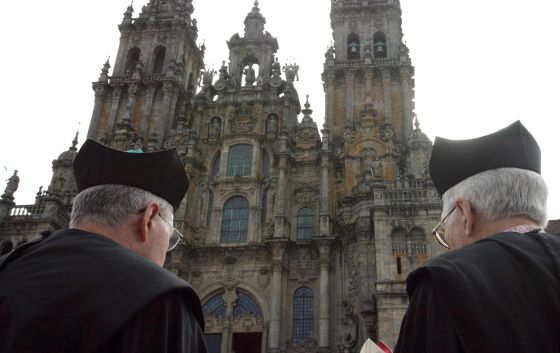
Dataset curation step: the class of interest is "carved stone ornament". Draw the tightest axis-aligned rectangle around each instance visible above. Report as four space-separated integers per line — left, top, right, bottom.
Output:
292 183 318 206
230 102 256 133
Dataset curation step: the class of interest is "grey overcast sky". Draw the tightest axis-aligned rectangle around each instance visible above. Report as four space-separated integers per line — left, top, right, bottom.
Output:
1 0 559 219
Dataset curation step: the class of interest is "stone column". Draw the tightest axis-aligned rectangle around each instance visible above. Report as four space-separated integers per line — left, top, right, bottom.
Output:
345 71 355 127
319 130 330 236
318 240 332 351
125 83 140 122
268 243 285 353
157 82 177 145
87 84 108 139
365 69 373 97
107 87 123 138
400 67 413 138
141 84 157 138
274 133 288 238
325 71 335 128
382 69 392 124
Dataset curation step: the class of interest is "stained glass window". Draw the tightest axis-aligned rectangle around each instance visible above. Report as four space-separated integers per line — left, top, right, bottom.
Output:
203 292 226 318
293 287 314 342
296 208 315 240
227 144 253 177
232 290 263 318
207 191 214 226
221 196 249 243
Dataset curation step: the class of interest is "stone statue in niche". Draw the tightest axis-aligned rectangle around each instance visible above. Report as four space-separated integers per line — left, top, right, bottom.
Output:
361 148 377 177
208 118 221 139
244 64 256 86
267 115 278 134
2 170 19 200
271 57 281 77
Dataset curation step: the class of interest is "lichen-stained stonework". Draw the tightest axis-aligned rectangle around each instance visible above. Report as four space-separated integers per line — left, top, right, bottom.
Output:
0 0 445 351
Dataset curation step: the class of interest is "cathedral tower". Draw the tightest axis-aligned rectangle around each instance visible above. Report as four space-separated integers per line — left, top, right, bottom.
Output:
87 0 204 150
322 0 442 347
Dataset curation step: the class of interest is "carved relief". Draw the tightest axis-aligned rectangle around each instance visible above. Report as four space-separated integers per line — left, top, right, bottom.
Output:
229 102 256 133
340 300 358 353
293 183 318 206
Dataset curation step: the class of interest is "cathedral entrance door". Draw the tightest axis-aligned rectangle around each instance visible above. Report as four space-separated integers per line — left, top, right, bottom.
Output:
231 332 262 353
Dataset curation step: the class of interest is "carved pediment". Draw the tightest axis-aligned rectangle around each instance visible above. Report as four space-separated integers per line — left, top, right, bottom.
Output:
292 183 318 206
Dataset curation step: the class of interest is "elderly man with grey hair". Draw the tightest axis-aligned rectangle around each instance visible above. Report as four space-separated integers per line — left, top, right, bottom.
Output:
0 140 207 353
394 121 560 353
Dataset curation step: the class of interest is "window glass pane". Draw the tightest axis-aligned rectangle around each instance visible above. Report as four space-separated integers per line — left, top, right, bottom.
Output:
296 208 314 240
293 287 314 342
233 290 263 318
227 144 253 177
203 293 226 318
221 197 249 243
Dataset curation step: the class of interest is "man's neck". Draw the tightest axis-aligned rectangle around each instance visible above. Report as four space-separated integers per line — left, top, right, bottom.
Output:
471 216 540 243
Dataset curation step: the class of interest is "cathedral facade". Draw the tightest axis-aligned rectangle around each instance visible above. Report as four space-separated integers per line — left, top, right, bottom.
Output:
0 0 444 350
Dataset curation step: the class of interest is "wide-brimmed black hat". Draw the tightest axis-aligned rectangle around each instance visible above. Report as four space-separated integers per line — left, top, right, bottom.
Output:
429 121 540 197
73 139 189 210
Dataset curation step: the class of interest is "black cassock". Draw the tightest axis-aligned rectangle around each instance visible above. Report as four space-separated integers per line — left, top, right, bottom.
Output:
0 229 207 353
394 231 560 353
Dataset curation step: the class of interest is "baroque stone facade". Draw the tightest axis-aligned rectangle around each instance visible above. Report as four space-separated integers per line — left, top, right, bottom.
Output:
0 0 447 350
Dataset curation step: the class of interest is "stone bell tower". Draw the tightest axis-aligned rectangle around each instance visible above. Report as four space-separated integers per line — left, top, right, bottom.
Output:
322 0 442 348
86 0 205 150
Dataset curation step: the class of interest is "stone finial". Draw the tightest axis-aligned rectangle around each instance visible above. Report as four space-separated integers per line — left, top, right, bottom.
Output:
414 113 420 130
302 95 313 118
98 57 111 82
71 131 79 150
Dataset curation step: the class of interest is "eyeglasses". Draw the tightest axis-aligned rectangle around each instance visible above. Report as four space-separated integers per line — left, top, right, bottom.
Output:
135 208 185 252
432 206 456 249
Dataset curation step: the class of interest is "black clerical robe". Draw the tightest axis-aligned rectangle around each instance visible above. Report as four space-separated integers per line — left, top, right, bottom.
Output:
394 231 560 353
0 229 207 353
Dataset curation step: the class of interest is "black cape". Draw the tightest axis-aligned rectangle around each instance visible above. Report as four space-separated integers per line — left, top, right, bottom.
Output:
394 231 560 353
0 229 207 353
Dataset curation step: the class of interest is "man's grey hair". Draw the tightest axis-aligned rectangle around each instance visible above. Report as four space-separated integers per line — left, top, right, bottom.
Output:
70 184 173 228
442 168 548 227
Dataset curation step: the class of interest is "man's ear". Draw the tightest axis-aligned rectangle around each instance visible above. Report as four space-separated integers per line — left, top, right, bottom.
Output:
137 203 160 243
456 198 476 239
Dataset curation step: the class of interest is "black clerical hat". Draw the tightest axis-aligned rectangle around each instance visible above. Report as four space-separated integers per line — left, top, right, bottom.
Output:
429 121 540 197
73 139 189 210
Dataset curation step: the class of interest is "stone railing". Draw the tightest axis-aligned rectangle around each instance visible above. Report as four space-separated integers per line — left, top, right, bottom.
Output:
375 280 406 294
392 242 427 255
336 58 401 68
9 205 45 217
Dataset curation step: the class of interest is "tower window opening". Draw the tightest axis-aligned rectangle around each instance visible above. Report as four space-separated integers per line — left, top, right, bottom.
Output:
153 46 166 74
373 32 387 58
397 256 402 274
125 47 141 75
347 33 361 60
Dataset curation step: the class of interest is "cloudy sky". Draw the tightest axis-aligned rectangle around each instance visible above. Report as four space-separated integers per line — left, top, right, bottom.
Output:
1 0 559 219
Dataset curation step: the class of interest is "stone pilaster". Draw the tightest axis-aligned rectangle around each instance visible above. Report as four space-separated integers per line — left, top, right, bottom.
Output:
317 240 332 351
107 87 123 138
345 71 355 127
382 69 392 123
400 67 413 139
87 84 108 139
268 242 286 353
141 84 157 138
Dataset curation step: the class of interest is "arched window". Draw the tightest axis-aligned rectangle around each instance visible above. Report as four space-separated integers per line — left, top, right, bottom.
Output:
227 144 253 177
221 196 249 243
125 47 141 75
153 45 166 74
297 208 315 240
207 191 214 226
211 153 221 181
232 289 263 318
293 287 314 342
262 148 270 177
203 292 226 318
260 189 267 225
373 32 387 58
347 33 361 60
